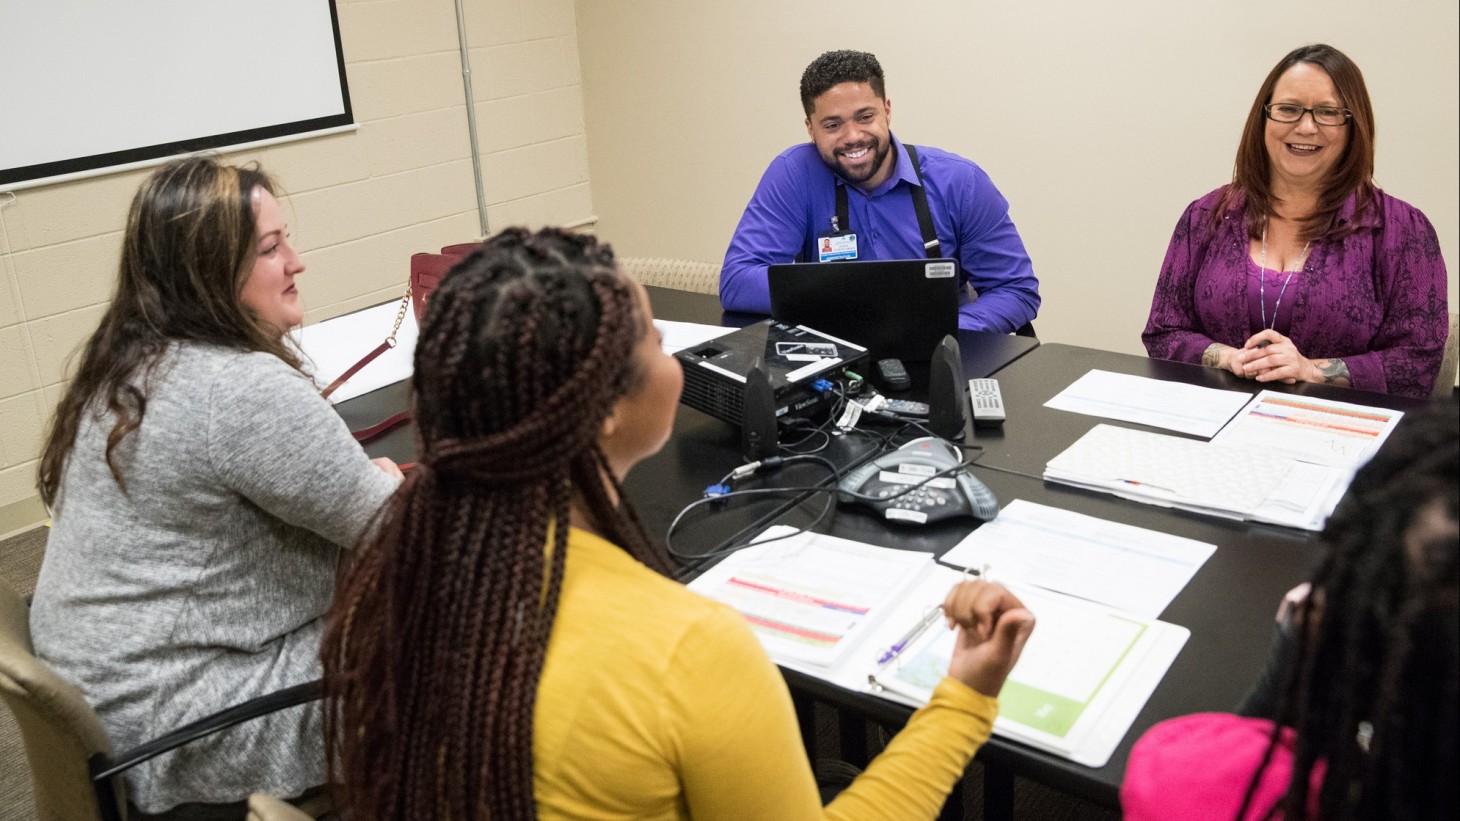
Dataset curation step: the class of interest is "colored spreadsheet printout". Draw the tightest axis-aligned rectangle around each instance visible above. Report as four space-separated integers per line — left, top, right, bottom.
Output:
1210 390 1403 469
690 528 1189 766
689 531 933 667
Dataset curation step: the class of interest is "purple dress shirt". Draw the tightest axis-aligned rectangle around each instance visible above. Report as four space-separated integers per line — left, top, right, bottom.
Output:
720 136 1040 333
1143 186 1449 398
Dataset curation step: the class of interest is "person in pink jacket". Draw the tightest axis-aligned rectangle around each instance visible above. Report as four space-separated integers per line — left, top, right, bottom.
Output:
1122 402 1458 820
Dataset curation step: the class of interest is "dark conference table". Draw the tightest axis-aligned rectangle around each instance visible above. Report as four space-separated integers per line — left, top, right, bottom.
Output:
334 287 1435 819
760 341 1435 816
338 286 1040 560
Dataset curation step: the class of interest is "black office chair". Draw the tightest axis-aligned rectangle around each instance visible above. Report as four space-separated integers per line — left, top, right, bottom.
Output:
0 579 327 820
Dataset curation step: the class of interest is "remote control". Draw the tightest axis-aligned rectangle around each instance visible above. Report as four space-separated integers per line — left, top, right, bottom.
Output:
967 378 1006 427
876 358 911 390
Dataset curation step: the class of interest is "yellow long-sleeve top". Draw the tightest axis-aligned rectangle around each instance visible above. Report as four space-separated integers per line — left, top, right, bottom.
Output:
534 527 999 820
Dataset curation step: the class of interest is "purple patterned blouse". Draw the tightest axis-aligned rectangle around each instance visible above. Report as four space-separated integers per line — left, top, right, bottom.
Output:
1143 186 1450 398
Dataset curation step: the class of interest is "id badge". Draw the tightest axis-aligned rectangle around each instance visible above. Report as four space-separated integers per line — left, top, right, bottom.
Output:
818 233 858 262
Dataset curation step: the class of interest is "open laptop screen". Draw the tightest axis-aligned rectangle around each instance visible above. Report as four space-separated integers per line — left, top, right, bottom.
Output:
767 258 959 361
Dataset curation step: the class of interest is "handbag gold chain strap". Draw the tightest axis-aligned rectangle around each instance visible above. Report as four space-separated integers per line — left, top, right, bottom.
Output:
321 283 414 399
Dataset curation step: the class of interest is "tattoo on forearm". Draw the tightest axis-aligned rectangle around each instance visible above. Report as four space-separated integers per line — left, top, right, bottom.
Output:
1317 358 1351 385
1202 343 1229 368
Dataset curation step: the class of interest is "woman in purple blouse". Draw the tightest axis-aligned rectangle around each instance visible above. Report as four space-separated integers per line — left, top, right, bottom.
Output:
1143 44 1449 399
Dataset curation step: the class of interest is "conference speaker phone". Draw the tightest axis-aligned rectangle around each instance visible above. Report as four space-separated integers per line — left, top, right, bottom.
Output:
837 438 998 525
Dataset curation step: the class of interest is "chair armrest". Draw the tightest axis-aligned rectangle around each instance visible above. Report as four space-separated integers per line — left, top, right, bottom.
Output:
90 679 323 781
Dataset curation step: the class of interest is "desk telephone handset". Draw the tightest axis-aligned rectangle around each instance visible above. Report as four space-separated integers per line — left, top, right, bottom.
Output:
837 437 999 525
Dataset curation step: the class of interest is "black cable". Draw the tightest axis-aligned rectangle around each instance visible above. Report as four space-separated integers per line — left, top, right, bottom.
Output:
665 454 978 566
665 376 991 573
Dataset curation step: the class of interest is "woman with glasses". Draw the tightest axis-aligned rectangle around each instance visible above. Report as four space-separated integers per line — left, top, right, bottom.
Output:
1142 44 1448 399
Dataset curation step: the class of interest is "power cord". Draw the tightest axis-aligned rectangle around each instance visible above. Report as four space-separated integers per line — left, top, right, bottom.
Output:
665 449 981 570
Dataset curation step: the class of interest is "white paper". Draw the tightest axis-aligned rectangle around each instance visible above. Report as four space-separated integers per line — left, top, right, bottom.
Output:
1044 424 1349 531
692 527 1189 768
291 301 419 404
1044 370 1252 437
656 319 734 354
686 528 934 668
854 569 1188 767
1210 390 1403 469
940 500 1216 618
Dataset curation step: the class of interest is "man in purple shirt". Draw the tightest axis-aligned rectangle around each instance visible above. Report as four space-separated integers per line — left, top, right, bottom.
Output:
720 50 1040 334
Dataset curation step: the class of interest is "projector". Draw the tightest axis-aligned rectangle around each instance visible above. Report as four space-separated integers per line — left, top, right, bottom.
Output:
675 320 869 427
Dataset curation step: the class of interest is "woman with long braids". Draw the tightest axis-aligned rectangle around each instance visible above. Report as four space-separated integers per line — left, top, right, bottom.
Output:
1122 402 1458 820
31 156 402 816
323 226 1036 820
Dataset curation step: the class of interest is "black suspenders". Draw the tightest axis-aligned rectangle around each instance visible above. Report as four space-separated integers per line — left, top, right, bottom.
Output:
833 144 942 258
830 144 1037 337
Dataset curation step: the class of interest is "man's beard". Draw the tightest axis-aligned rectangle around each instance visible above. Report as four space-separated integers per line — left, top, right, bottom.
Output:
829 137 890 184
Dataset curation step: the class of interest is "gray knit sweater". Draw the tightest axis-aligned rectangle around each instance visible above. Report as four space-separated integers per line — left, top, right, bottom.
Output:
31 344 399 813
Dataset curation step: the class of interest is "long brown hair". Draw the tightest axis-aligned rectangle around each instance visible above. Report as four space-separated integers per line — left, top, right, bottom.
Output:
1222 43 1377 242
322 227 671 820
38 156 300 506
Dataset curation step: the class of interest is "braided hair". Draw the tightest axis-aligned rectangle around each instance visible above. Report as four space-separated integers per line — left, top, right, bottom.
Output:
1239 401 1458 820
322 227 672 820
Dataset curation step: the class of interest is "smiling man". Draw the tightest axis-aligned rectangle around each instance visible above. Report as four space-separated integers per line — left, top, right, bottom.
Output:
720 50 1040 334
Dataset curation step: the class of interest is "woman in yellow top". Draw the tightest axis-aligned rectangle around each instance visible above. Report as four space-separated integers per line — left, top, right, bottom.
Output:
322 227 1035 820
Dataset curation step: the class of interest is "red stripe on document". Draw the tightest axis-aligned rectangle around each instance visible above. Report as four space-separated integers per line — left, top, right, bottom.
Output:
727 577 869 615
743 614 841 647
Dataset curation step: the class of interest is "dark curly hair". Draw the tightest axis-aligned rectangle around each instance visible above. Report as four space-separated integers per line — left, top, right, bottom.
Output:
800 49 885 115
1239 401 1458 820
322 227 672 820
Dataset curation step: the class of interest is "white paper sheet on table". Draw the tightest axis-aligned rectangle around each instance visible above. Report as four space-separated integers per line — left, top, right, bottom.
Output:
688 526 1188 768
291 301 419 404
1044 424 1345 531
1210 390 1403 469
655 319 734 354
938 500 1216 618
1044 369 1252 437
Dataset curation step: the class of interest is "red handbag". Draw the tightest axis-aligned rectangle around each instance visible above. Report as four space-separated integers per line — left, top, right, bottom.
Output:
321 244 477 440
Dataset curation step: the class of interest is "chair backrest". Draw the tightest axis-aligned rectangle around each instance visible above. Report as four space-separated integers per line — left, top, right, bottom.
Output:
617 257 722 296
0 580 120 820
1435 311 1459 399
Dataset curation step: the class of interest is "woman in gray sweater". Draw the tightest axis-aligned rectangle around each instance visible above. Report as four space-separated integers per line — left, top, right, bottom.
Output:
31 157 400 817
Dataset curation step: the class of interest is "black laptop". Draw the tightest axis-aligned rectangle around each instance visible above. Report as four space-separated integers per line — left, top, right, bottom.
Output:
767 258 960 361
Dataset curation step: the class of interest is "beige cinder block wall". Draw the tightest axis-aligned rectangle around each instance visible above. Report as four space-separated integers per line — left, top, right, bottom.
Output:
576 1 1459 353
0 0 595 536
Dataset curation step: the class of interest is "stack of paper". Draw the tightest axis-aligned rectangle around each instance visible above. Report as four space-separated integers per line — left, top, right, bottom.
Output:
1044 424 1344 530
688 527 1189 767
939 500 1216 619
1043 391 1404 532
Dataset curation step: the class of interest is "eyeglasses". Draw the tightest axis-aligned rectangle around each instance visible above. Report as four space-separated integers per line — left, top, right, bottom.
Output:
1264 103 1351 127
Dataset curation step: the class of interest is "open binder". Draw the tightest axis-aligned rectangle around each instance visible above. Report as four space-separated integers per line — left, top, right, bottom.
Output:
687 527 1189 768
